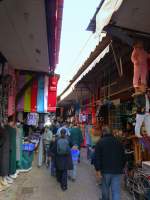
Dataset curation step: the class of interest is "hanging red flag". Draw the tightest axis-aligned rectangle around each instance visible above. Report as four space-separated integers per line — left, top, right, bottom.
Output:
47 75 59 112
31 79 38 112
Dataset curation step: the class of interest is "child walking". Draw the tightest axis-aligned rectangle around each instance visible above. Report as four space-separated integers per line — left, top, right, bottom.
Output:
69 144 80 181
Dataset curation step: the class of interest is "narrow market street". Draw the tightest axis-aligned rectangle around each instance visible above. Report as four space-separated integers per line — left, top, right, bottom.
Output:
0 151 131 200
1 1 150 200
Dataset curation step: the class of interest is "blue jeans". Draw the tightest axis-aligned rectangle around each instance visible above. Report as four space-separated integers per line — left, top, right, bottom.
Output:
101 174 121 200
44 144 50 164
87 145 92 160
68 162 77 179
49 159 56 176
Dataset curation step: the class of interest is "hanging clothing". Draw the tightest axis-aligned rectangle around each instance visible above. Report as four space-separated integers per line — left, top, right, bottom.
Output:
0 127 10 176
17 75 25 111
135 114 150 137
131 47 149 87
44 76 49 113
5 125 17 175
135 94 150 137
27 113 39 126
24 75 32 112
38 135 44 167
21 151 34 170
85 125 92 146
16 125 23 169
17 112 23 122
37 76 44 113
31 79 38 112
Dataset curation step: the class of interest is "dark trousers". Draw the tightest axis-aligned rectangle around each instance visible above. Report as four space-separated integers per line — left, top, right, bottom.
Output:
51 160 56 176
56 169 67 187
87 145 91 160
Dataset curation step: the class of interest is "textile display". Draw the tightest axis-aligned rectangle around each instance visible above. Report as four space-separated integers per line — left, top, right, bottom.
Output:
24 75 32 112
15 73 59 114
38 135 44 167
92 96 96 125
75 102 80 115
5 125 17 175
27 113 39 126
22 151 34 170
79 113 87 123
47 76 58 112
44 76 49 112
17 75 25 111
79 113 82 123
31 79 38 112
0 127 10 176
131 44 149 88
37 76 44 113
17 112 23 122
0 70 9 122
135 114 150 137
16 125 23 169
8 67 16 116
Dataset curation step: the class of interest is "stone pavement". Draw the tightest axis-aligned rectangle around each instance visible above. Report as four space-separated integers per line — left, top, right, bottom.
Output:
0 152 132 200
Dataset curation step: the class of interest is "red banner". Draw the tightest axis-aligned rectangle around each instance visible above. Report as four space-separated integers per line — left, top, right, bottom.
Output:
31 79 38 112
47 76 59 112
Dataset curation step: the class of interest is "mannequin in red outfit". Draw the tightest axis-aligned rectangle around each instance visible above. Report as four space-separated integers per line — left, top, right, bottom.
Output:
131 41 150 94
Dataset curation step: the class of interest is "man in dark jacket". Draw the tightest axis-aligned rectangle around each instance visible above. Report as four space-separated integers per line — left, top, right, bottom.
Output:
51 129 73 191
95 126 126 200
70 124 83 163
70 124 83 148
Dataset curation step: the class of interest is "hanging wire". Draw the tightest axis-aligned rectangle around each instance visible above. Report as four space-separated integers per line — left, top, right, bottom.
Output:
71 33 93 69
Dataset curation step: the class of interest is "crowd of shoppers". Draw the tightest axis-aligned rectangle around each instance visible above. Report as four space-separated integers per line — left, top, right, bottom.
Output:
0 114 127 198
38 120 127 199
38 121 83 191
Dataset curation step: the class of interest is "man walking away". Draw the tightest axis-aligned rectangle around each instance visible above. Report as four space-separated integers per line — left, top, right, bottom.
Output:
95 126 126 200
51 129 73 191
43 127 53 166
70 123 83 162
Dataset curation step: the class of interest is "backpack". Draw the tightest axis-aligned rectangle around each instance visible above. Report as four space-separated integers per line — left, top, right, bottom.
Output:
57 138 70 155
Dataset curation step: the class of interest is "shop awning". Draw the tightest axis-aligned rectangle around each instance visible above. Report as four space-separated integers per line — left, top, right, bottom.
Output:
87 0 123 33
87 0 150 36
112 0 150 35
0 0 63 72
95 0 123 36
59 35 111 103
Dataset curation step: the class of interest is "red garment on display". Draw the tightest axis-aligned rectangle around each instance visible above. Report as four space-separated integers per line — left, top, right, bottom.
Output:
92 96 96 125
31 80 38 112
131 47 149 87
47 76 58 112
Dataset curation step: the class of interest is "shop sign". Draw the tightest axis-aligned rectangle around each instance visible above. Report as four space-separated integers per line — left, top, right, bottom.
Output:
47 76 59 112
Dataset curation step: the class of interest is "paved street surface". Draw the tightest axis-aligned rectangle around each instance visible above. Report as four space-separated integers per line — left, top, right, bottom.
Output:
0 151 132 200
